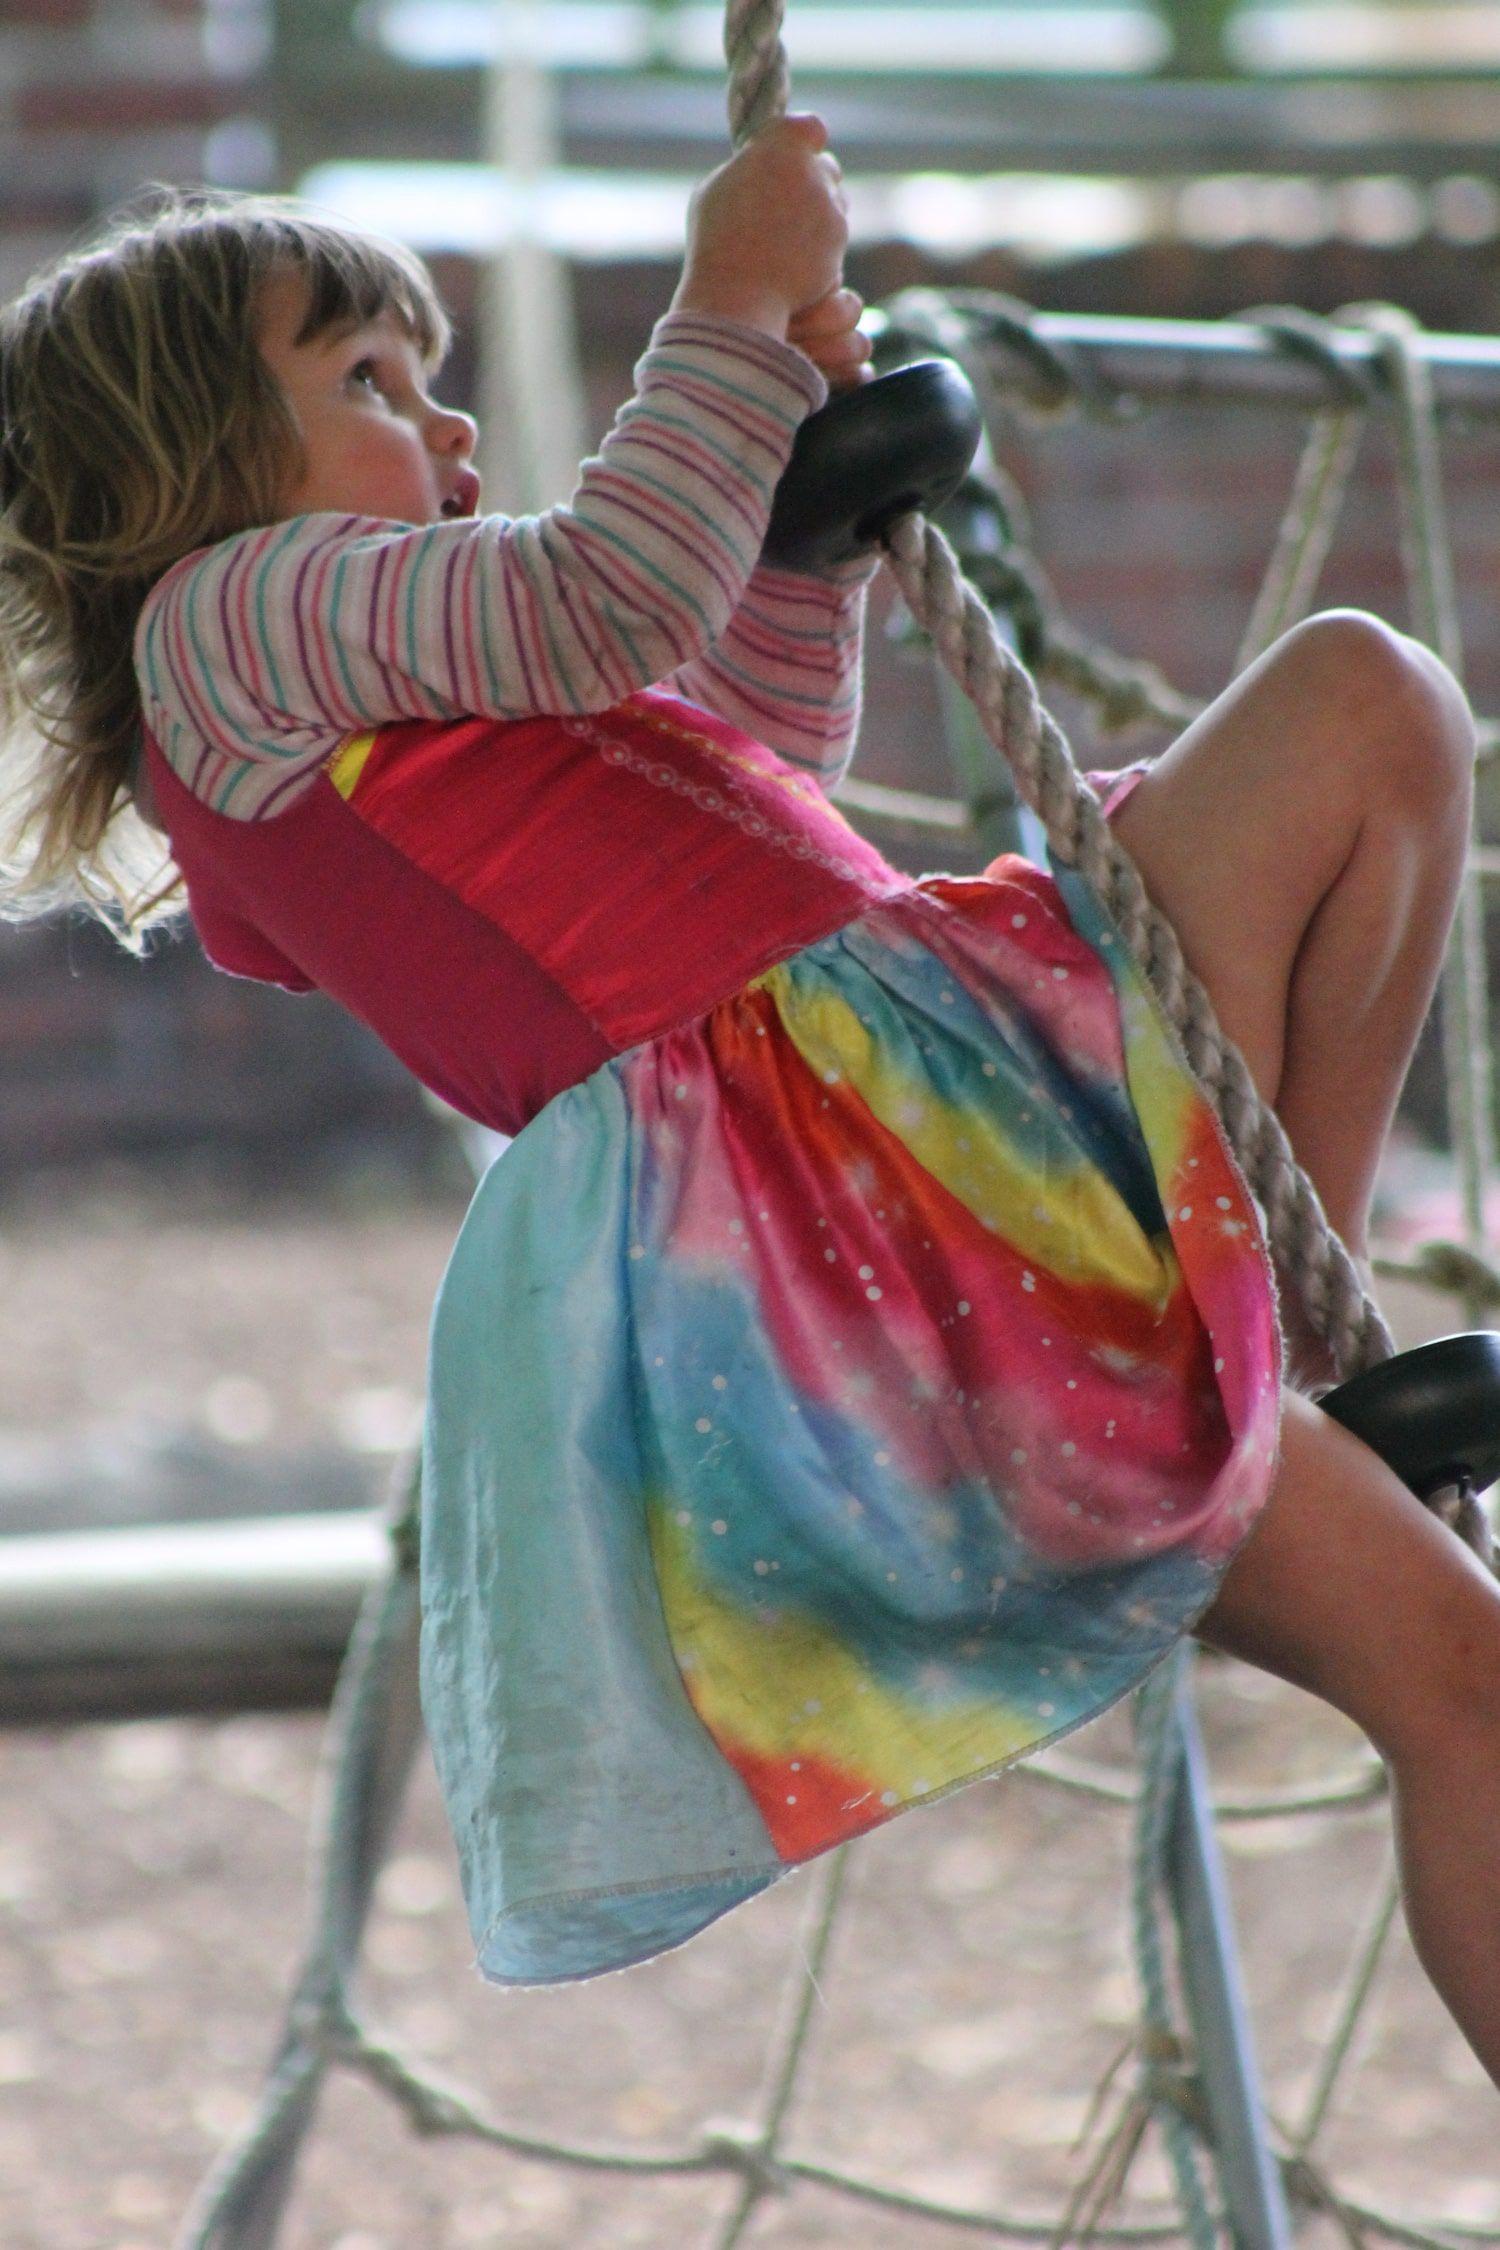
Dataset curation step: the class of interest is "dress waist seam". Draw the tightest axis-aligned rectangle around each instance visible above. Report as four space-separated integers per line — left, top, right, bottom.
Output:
518 872 918 1130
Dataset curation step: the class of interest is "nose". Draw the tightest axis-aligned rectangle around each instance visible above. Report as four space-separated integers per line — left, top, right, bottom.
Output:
429 401 477 458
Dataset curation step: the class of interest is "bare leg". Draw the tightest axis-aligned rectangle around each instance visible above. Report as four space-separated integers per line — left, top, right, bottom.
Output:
1110 610 1476 1382
1107 613 1499 2078
1200 1391 1500 2088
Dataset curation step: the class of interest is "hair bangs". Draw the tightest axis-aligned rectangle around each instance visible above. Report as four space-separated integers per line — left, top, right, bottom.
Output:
280 219 452 370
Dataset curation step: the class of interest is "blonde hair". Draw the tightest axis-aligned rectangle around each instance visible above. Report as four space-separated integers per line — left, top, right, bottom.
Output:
0 185 451 946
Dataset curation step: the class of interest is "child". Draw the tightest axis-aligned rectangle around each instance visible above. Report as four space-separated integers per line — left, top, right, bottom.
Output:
6 119 1500 2077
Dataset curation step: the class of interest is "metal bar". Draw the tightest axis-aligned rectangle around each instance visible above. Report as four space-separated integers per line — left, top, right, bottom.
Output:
0 1510 384 1651
1164 1674 1294 2250
371 5 1500 94
555 73 1500 184
0 1512 384 1721
949 311 1500 425
280 59 1500 187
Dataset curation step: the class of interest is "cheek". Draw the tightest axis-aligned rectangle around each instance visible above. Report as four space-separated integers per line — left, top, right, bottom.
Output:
371 423 431 484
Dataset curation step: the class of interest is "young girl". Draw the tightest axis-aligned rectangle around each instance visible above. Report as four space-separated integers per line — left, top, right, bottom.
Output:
6 120 1500 2073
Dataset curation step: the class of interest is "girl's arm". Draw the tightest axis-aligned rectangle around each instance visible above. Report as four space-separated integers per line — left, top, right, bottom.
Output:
657 549 879 792
134 311 833 819
136 115 859 818
660 279 880 789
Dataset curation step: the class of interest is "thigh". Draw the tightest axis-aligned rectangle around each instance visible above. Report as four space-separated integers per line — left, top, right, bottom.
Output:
1106 618 1380 1100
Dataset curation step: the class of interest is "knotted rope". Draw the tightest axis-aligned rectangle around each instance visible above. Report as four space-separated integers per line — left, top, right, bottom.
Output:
724 0 1404 1408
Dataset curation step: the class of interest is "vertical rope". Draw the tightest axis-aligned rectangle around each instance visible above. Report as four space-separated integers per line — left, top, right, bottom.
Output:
724 0 791 146
877 505 1394 1381
720 0 1402 1399
709 1847 851 2247
1350 306 1497 1329
1232 406 1363 675
1229 307 1373 676
1291 1850 1402 2155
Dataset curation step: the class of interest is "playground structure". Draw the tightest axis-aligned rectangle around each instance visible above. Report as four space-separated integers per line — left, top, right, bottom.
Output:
93 284 1495 2248
10 4 1500 2243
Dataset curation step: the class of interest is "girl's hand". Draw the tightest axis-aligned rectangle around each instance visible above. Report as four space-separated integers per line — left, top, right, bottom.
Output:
672 114 850 338
788 287 874 390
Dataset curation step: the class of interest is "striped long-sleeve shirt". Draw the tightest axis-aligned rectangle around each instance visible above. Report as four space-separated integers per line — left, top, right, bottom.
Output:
134 310 881 822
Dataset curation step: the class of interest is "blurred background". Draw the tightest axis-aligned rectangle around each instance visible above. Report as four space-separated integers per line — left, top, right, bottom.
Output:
5 0 1500 1186
6 5 1500 2246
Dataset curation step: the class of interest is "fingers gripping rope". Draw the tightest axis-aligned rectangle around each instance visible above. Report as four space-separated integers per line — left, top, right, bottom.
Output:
723 0 1400 1406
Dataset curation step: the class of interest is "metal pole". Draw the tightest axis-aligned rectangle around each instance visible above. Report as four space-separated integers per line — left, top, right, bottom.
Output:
478 0 591 513
1165 1670 1294 2249
0 1512 384 1721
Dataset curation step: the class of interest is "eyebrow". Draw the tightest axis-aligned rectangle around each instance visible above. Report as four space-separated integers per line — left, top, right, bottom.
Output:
291 303 409 356
322 315 445 380
316 313 394 349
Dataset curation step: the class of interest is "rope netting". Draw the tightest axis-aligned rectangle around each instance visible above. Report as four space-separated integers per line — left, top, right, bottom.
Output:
175 7 1500 2240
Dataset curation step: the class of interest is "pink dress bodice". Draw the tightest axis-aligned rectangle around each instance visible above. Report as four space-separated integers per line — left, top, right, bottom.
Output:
146 688 909 1137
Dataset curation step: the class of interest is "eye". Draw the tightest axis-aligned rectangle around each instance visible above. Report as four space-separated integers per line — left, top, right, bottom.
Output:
347 358 383 394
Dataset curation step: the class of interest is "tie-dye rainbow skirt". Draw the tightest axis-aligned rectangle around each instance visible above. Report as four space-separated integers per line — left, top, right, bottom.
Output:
420 863 1282 1984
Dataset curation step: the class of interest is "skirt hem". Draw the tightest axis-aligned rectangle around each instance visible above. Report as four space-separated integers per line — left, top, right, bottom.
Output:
470 1502 1282 1989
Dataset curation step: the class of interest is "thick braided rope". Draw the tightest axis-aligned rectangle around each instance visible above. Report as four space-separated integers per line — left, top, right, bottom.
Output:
876 508 1392 1386
724 0 791 142
723 0 1397 1388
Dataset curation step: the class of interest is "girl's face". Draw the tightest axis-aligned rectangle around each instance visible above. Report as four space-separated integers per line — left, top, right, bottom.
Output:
257 266 481 526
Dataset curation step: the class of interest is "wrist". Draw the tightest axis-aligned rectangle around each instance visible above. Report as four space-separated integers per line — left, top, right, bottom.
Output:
670 271 791 340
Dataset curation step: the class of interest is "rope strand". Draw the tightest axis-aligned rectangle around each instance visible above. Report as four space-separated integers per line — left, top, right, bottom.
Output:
721 0 1405 1404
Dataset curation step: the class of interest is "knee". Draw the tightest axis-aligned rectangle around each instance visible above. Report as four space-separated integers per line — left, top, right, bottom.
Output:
1278 610 1476 816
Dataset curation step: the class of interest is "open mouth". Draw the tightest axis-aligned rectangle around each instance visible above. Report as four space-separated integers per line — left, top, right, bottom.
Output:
440 468 483 519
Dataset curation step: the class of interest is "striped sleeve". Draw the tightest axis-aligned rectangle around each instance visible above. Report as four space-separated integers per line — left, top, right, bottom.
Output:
662 550 881 790
133 311 829 820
